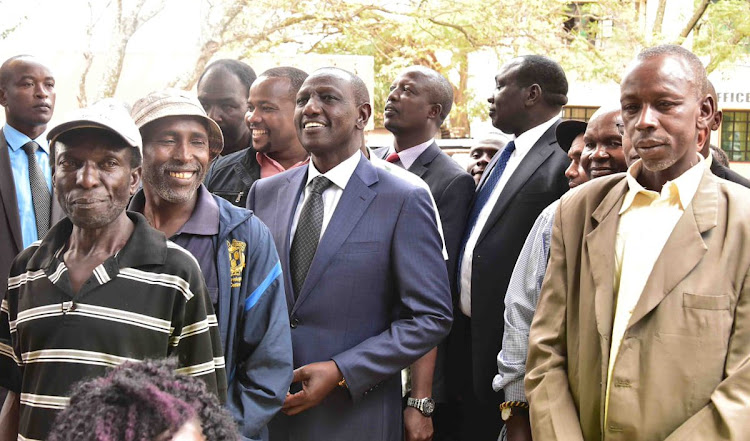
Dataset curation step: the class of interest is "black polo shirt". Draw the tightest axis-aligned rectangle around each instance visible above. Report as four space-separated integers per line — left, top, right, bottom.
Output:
0 212 227 441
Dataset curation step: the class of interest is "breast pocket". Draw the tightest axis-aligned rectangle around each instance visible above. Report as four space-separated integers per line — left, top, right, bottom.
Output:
337 241 379 255
683 293 730 310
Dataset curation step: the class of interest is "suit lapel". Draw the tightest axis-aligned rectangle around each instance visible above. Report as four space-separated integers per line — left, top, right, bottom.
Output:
407 142 439 179
585 179 628 345
0 130 23 251
291 157 377 313
279 168 308 310
627 169 716 328
476 123 558 244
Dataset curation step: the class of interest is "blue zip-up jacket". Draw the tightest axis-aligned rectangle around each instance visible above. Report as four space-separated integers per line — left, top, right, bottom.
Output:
212 195 293 441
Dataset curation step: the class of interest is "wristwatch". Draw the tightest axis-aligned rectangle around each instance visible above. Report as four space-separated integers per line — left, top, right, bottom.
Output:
406 397 435 417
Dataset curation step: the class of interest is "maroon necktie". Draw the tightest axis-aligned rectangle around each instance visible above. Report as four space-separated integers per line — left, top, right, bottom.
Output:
385 152 400 164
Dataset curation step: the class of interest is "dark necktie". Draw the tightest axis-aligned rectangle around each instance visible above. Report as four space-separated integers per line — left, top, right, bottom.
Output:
457 141 516 274
385 152 400 164
22 141 51 238
290 175 333 298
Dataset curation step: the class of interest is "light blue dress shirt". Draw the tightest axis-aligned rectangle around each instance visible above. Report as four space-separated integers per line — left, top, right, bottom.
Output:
5 124 52 248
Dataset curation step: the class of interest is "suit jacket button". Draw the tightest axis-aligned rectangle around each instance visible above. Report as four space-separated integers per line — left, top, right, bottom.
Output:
290 317 299 328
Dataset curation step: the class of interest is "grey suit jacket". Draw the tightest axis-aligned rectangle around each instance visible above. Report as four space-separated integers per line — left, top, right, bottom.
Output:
247 154 453 441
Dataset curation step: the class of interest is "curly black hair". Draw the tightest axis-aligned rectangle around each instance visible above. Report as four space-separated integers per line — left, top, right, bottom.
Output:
48 358 239 441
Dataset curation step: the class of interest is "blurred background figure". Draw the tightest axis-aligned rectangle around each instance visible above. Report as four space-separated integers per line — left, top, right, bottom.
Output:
49 359 240 441
465 136 506 186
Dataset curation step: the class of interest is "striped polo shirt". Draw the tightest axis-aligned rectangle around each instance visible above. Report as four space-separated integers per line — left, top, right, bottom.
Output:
0 212 227 441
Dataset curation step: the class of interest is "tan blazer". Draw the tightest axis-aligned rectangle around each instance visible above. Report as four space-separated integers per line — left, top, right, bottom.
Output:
526 167 750 441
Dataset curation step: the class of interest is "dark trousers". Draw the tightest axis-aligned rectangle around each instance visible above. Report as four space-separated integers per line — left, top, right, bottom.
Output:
445 312 503 441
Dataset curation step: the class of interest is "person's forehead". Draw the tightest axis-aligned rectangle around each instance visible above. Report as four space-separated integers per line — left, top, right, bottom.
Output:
7 58 53 78
622 55 695 94
198 68 244 94
145 115 208 136
301 71 353 95
396 68 430 85
471 142 502 153
496 59 522 81
585 110 619 137
250 76 291 100
568 134 585 155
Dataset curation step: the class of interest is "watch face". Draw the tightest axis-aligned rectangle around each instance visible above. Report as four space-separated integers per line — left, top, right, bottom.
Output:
422 398 435 416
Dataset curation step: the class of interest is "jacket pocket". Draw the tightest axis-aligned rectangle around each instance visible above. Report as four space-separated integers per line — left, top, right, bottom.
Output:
683 293 730 310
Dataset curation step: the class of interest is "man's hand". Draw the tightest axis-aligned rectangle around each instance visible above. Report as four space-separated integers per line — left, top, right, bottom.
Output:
505 413 532 441
282 360 342 416
404 406 433 441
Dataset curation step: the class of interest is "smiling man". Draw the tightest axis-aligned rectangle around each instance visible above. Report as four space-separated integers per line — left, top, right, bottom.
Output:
129 89 293 441
205 67 309 207
0 100 226 441
247 67 452 441
580 106 627 180
527 44 750 440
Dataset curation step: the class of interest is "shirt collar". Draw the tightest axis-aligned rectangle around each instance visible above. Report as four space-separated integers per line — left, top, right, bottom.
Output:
256 151 310 171
306 150 362 191
27 211 167 271
174 185 219 236
390 138 434 169
620 154 706 214
511 116 559 158
4 123 50 153
127 185 219 236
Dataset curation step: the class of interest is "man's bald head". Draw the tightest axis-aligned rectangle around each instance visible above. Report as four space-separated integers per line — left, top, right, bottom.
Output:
0 55 37 87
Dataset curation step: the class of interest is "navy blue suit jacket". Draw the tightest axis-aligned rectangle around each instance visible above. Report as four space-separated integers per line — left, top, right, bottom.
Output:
247 153 453 441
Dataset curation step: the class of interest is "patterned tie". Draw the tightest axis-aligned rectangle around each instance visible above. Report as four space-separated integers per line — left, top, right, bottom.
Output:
290 176 333 298
22 141 51 238
457 141 516 273
385 152 401 164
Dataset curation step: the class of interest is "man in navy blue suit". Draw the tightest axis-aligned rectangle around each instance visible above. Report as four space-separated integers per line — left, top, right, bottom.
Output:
247 67 453 441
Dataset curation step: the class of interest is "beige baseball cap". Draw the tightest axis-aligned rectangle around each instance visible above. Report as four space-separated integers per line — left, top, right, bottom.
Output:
130 88 224 159
47 99 142 154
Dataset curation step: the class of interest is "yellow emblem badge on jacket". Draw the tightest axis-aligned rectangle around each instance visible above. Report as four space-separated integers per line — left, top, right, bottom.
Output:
228 239 246 287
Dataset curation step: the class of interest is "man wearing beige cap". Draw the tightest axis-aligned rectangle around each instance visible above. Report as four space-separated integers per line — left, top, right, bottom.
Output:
129 89 292 441
0 99 227 441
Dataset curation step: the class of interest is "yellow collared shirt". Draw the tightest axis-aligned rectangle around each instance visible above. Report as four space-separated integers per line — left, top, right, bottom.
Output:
605 155 705 423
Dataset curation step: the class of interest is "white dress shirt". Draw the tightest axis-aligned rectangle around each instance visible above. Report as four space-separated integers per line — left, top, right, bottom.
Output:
387 138 434 169
459 116 559 317
290 150 362 245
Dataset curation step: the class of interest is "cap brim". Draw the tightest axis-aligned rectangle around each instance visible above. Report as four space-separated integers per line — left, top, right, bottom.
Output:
556 120 587 153
48 120 140 149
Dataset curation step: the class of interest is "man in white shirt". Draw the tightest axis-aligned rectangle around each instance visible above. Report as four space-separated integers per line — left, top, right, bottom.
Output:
455 55 570 440
247 67 453 441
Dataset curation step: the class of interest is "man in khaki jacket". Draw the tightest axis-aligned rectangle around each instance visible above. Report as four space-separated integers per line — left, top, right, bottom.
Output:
526 44 750 440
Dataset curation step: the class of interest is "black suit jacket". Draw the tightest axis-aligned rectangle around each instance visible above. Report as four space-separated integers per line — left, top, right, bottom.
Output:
710 160 750 188
465 120 569 403
408 142 475 293
0 129 63 293
405 142 474 402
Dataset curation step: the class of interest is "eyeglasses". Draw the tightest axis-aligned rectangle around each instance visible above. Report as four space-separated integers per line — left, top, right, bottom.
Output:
616 122 625 136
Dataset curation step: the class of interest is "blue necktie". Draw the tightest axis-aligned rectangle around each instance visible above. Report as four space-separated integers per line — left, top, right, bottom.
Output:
457 141 516 275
